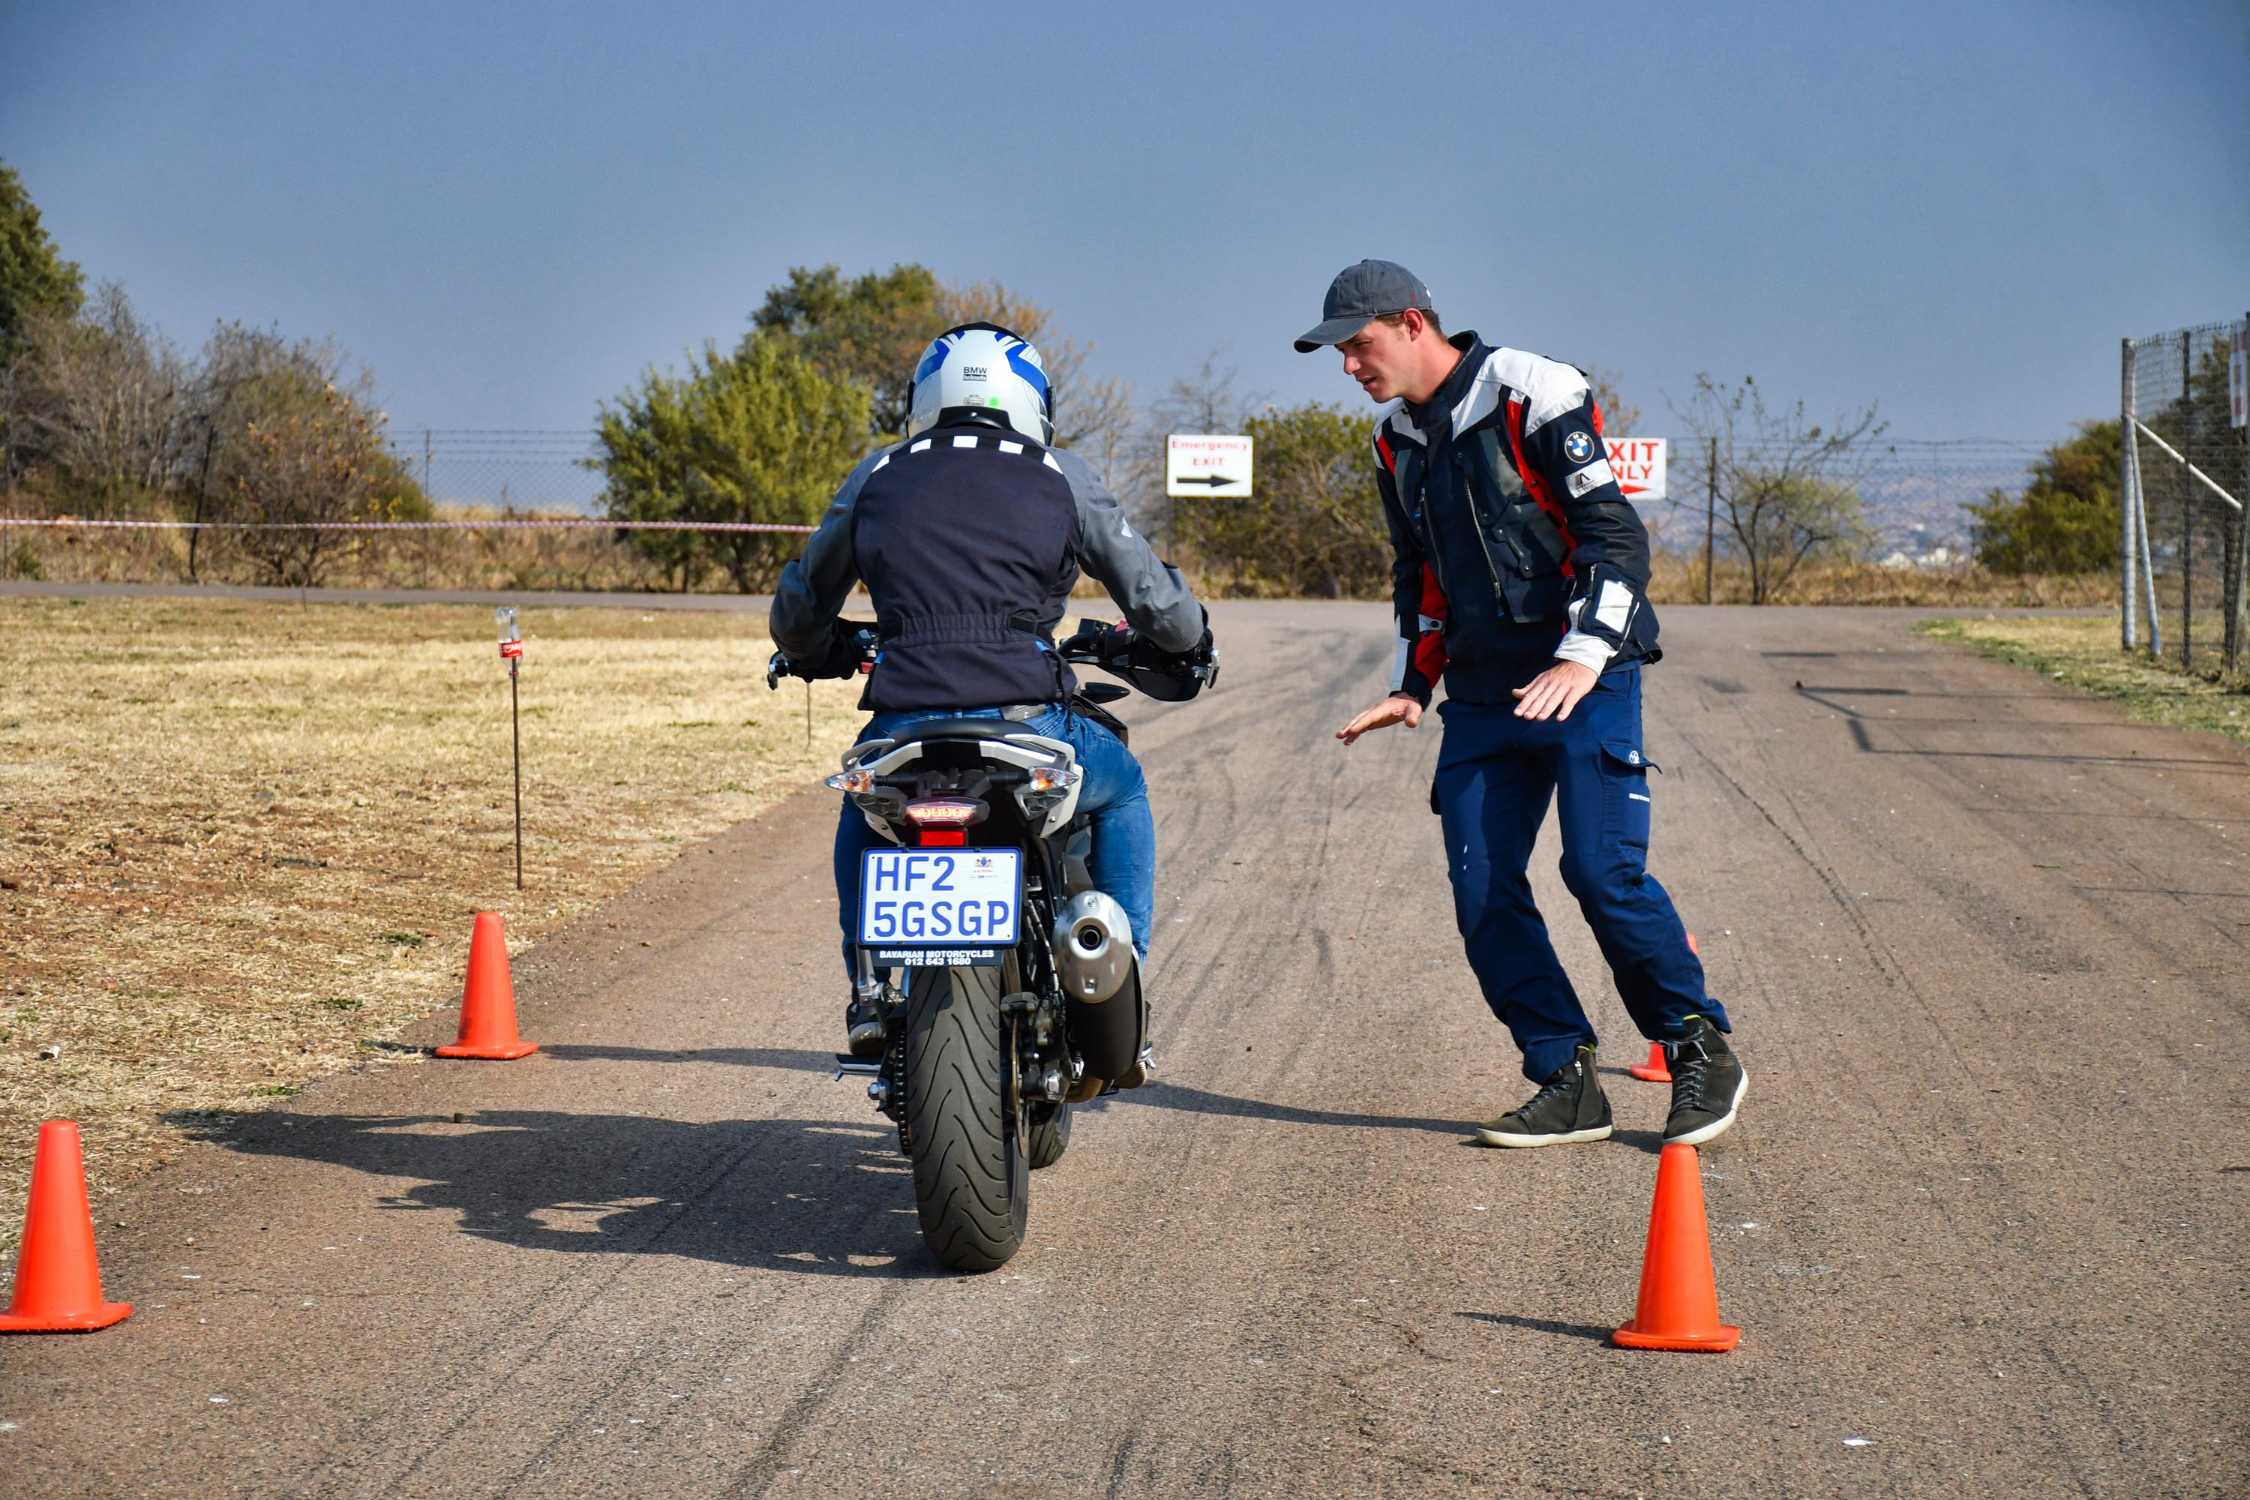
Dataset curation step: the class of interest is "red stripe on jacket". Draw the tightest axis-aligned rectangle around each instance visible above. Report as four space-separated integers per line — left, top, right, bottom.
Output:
1415 562 1448 684
1504 397 1577 580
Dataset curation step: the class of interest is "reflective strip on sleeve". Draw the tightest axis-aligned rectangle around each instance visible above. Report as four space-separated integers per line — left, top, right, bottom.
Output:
1566 457 1616 498
1595 577 1634 634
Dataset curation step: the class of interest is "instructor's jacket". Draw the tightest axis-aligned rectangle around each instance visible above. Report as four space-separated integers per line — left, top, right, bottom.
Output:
771 420 1203 713
1376 332 1661 706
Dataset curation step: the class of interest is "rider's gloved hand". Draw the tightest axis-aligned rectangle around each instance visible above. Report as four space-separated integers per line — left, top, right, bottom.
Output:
1062 617 1132 668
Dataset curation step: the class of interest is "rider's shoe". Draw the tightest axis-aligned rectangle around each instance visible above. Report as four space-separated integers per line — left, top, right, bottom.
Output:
1662 1015 1745 1146
1474 1044 1612 1147
844 989 886 1060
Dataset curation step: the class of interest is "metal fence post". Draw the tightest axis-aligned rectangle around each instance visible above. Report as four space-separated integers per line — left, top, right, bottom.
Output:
2121 339 2137 651
1704 435 1717 606
2234 312 2250 676
2128 392 2162 660
2180 331 2195 670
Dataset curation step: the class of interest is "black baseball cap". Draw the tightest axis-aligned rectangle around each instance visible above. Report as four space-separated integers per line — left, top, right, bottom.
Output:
1294 260 1434 352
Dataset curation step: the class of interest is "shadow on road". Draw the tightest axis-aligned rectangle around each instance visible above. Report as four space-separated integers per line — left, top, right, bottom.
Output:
530 1046 1475 1139
1454 1310 1614 1345
171 1107 943 1279
539 1043 836 1070
1081 1081 1465 1136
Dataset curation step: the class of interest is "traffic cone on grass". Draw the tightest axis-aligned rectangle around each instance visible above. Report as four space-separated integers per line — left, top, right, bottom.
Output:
0 1121 132 1333
1629 932 1699 1084
436 912 537 1060
1612 1142 1739 1352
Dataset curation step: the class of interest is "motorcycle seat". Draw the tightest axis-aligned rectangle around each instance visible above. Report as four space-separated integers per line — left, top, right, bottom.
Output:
877 713 1048 746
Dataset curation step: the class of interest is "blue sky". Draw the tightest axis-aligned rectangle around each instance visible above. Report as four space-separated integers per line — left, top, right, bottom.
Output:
5 0 2245 445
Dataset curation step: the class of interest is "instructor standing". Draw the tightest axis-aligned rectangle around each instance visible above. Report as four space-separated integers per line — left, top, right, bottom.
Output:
1306 259 1745 1149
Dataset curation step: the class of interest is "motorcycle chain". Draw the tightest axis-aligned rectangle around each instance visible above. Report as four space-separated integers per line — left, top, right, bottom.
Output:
882 1021 911 1155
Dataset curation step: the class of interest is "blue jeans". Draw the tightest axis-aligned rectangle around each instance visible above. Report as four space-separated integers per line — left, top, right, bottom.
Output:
832 706 1156 980
1433 666 1729 1082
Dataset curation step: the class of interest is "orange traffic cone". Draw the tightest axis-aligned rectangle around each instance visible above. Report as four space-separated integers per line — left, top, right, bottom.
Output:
1612 1143 1739 1351
436 912 537 1060
0 1121 132 1333
1629 932 1700 1084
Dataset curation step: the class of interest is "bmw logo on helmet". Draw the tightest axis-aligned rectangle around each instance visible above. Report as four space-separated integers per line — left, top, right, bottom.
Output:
1563 430 1595 464
907 323 1054 445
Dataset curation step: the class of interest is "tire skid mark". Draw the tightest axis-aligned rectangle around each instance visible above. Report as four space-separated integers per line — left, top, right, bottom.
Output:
721 1279 917 1500
1103 1429 1141 1500
1665 714 1982 1086
311 1127 779 1498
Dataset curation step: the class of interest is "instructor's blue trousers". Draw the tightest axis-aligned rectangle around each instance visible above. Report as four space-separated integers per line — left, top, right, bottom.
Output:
1434 665 1728 1082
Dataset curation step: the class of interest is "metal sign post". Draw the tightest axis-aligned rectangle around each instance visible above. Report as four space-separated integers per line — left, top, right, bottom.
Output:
496 606 524 890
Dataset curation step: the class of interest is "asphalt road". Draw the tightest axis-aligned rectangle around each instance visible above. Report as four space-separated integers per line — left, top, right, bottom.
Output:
3 601 2245 1499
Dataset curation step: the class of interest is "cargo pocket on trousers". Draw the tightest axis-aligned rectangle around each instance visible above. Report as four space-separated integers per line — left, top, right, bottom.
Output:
1600 738 1654 854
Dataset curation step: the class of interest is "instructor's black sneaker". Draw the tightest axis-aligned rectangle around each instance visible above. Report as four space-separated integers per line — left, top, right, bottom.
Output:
1475 1045 1613 1148
844 990 886 1060
1663 1016 1746 1145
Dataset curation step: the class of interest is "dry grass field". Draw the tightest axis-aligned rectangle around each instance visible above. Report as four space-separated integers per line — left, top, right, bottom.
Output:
0 597 868 1251
1642 551 2118 608
1917 613 2250 740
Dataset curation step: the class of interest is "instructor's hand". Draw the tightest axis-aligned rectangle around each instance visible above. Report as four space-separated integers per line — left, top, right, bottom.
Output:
1511 660 1599 721
1336 693 1424 746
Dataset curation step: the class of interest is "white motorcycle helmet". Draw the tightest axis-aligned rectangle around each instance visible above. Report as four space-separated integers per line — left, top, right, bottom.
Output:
906 322 1053 445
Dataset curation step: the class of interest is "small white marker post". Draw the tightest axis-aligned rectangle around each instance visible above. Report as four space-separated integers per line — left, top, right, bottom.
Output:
496 606 525 890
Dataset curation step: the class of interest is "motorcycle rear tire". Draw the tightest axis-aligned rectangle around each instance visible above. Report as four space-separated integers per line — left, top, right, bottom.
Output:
903 964 1028 1271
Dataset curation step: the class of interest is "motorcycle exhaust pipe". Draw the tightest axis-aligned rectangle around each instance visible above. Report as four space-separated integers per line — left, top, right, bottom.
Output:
1051 890 1133 1003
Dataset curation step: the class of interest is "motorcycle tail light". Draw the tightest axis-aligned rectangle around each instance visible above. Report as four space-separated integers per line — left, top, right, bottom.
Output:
916 828 967 848
903 799 982 825
826 768 875 794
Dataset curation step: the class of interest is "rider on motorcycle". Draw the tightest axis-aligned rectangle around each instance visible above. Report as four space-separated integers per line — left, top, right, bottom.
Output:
769 322 1210 1072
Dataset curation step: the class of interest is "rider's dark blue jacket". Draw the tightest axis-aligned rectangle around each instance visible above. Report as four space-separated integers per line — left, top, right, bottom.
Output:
771 420 1203 713
1375 332 1662 707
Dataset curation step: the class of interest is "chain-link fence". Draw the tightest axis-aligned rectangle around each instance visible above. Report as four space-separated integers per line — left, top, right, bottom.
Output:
2121 318 2249 678
390 430 607 513
1 426 2112 600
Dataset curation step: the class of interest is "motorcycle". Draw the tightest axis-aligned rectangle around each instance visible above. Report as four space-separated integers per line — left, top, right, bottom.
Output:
767 618 1216 1272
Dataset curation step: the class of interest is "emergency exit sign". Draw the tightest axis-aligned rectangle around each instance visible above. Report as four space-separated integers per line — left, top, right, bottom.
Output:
1167 434 1254 498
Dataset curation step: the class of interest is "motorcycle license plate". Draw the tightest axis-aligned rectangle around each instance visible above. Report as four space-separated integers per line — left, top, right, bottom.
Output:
859 848 1019 967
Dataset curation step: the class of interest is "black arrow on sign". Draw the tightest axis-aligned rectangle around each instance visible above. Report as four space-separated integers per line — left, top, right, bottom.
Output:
1177 473 1241 488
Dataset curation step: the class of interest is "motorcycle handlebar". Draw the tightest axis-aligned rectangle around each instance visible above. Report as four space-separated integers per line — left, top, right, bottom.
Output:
766 621 880 690
766 617 1217 698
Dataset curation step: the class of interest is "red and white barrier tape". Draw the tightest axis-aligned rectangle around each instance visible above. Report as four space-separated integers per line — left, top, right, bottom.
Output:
0 516 818 534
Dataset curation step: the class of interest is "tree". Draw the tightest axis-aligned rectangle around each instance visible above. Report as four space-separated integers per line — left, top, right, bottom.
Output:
592 332 869 592
0 162 84 362
1675 374 1885 603
1966 421 2121 574
0 281 191 507
205 339 424 587
749 264 937 440
184 322 426 580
